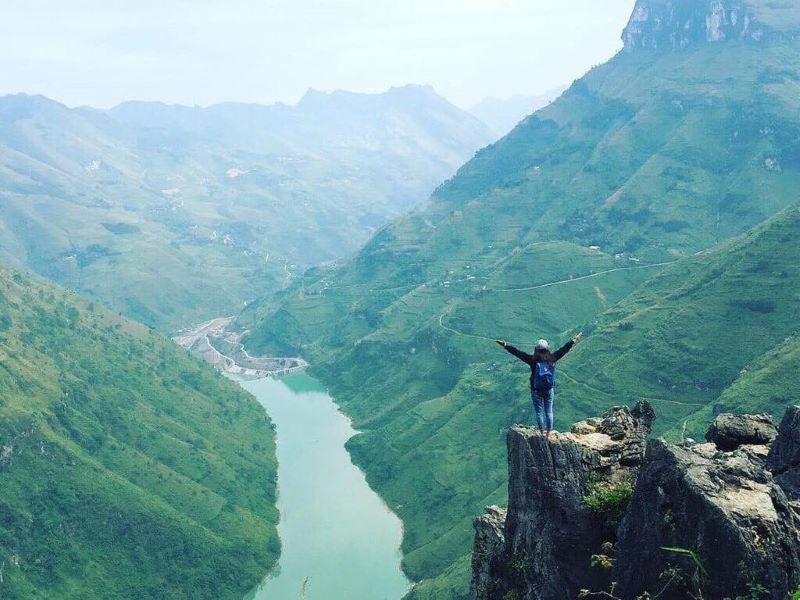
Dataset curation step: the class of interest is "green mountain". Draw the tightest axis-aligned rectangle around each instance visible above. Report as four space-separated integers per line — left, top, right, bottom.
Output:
0 86 492 330
238 1 800 597
0 267 278 599
563 203 800 438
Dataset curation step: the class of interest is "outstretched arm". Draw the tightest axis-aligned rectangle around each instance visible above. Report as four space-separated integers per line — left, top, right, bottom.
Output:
553 332 582 361
495 339 534 365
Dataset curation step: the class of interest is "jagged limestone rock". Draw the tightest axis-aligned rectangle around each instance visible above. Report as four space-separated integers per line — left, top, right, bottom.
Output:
705 412 778 451
469 506 507 600
471 404 800 599
570 418 601 435
767 406 800 472
501 425 608 598
622 0 767 52
767 406 800 501
614 439 800 599
470 402 653 600
600 401 656 466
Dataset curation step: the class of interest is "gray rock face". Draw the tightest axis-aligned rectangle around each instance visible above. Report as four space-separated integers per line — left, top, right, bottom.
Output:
705 412 778 451
622 0 767 52
767 406 800 501
767 406 800 472
470 404 800 600
469 506 506 600
470 402 653 600
600 400 656 466
614 440 800 598
501 425 610 598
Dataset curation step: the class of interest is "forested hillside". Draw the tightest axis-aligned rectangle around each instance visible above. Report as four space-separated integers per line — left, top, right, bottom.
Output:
238 1 800 597
0 267 278 599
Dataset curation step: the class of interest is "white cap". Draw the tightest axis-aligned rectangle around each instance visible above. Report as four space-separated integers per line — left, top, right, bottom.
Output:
535 339 549 350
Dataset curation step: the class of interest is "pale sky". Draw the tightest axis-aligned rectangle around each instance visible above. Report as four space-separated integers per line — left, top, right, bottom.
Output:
0 0 635 109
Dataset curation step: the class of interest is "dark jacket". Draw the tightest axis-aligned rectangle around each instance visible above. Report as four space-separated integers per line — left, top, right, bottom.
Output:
502 340 575 389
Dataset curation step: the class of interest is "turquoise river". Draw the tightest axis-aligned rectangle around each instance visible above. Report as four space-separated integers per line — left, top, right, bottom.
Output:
240 374 411 600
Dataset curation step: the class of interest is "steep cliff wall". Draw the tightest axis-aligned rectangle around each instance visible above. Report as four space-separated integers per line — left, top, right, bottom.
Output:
471 406 800 599
470 402 654 599
622 0 769 51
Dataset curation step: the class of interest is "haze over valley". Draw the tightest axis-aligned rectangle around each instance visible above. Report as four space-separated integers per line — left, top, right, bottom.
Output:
0 87 492 329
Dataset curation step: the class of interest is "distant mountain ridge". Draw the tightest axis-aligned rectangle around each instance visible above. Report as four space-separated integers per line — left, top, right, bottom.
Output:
92 84 485 160
0 86 493 330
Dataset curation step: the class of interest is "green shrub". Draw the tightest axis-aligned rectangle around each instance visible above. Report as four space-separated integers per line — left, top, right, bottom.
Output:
583 478 634 518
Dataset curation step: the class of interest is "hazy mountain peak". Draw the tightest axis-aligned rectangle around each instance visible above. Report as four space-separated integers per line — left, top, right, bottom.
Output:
296 84 444 111
109 100 203 114
104 100 204 129
469 86 566 136
385 83 438 98
296 87 327 106
295 87 382 111
0 92 69 120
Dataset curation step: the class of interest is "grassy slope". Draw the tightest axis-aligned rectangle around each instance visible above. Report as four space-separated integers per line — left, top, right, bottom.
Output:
0 268 278 599
561 204 800 440
239 33 800 600
712 336 800 416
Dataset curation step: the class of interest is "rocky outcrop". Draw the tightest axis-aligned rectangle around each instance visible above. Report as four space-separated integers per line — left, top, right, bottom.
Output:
470 401 653 600
622 0 768 52
614 440 800 598
470 405 800 600
470 506 507 600
768 406 800 501
706 412 777 451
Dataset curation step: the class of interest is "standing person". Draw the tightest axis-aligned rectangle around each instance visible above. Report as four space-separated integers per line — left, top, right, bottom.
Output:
495 333 582 439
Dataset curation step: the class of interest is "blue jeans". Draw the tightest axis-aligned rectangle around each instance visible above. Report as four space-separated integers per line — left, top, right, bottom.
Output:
531 388 554 432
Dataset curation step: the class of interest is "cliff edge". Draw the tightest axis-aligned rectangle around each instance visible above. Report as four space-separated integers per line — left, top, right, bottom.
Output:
622 0 773 51
470 405 800 599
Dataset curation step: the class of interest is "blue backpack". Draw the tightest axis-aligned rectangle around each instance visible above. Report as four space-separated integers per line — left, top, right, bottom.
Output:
533 361 555 391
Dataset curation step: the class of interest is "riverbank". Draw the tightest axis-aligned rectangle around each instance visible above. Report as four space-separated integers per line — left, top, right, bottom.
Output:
174 317 308 377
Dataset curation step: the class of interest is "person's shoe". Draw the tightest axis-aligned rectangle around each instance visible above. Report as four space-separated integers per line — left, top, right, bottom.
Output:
545 430 552 440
